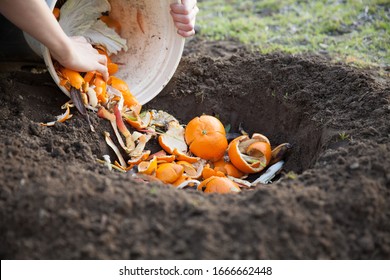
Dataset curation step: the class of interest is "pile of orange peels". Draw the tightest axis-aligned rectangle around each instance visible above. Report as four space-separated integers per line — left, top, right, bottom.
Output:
42 7 291 194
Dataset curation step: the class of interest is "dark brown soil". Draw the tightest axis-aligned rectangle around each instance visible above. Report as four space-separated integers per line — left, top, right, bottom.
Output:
1 38 389 259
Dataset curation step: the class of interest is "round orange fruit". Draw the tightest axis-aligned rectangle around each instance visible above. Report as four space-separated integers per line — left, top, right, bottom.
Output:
184 115 228 162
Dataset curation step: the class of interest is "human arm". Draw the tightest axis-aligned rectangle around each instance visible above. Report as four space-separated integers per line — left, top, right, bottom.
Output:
170 0 199 37
0 0 108 80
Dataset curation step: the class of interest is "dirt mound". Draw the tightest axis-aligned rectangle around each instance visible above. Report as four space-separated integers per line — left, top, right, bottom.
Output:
0 39 389 259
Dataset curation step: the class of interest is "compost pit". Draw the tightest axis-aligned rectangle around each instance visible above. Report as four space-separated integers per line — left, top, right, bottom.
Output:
0 39 389 259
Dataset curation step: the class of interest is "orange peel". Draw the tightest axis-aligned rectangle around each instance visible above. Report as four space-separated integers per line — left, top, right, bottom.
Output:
108 76 140 112
155 163 184 184
113 104 135 152
125 111 152 131
127 150 151 165
138 157 158 175
176 161 202 179
104 131 127 168
130 134 152 158
202 164 225 180
174 176 200 189
197 176 241 194
40 104 73 126
59 68 84 90
146 150 175 163
172 148 199 163
228 134 272 174
213 158 245 178
158 121 187 155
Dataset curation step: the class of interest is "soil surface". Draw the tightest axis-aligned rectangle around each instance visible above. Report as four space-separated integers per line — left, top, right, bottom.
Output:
0 38 389 259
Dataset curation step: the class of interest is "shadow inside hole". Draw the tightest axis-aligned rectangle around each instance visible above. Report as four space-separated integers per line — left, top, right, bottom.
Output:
147 58 326 175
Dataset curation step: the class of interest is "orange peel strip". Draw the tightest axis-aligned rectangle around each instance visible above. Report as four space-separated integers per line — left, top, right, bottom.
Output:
138 156 158 175
172 148 199 163
113 104 135 152
40 104 73 126
97 107 132 154
130 134 152 158
127 150 151 165
104 131 127 168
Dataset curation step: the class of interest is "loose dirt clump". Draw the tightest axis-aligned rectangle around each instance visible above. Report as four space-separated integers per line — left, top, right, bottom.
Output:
0 39 389 259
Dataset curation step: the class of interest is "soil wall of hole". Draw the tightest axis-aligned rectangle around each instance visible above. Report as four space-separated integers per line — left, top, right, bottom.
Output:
0 39 389 259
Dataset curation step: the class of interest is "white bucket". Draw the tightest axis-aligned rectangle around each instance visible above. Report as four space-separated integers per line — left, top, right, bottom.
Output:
23 0 185 105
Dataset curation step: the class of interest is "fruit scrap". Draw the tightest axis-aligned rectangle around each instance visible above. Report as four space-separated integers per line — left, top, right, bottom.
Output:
157 117 202 165
212 158 245 178
40 103 73 126
251 160 285 185
108 76 141 113
197 176 241 194
86 87 98 108
150 110 179 128
138 156 158 175
228 133 272 174
172 148 199 163
156 163 184 184
127 150 151 166
59 68 84 90
269 143 292 165
175 179 200 190
185 115 228 162
176 161 202 179
96 158 126 173
69 87 94 132
147 150 176 163
130 134 152 158
92 75 108 105
113 104 135 152
104 131 127 168
124 110 152 131
158 121 188 155
202 164 225 180
102 154 112 171
227 176 251 188
97 106 127 153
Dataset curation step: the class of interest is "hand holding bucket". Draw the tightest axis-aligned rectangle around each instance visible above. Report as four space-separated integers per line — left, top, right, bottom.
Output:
24 0 186 105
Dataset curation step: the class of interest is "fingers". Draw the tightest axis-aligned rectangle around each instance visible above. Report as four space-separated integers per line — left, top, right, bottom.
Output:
174 21 194 33
171 0 197 14
97 53 107 65
96 63 109 81
170 0 198 37
66 36 109 80
96 54 108 81
170 6 198 24
178 29 195 37
170 1 198 16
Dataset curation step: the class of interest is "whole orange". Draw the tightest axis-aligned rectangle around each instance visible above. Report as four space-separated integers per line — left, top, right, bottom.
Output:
184 115 228 162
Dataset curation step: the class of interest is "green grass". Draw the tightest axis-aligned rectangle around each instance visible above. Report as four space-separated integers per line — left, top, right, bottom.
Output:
196 0 390 68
